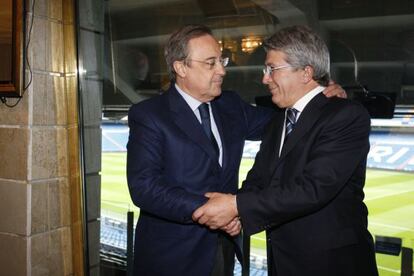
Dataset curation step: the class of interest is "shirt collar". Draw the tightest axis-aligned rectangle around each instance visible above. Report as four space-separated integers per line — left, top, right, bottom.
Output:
175 83 205 112
292 85 325 113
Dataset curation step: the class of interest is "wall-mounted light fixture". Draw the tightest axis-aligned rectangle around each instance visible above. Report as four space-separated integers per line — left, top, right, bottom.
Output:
241 36 262 54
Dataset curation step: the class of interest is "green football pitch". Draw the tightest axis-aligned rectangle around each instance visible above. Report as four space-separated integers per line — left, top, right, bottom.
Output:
101 152 414 276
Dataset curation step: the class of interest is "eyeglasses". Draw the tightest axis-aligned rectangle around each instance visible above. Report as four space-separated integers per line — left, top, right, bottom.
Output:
186 57 229 70
262 64 292 75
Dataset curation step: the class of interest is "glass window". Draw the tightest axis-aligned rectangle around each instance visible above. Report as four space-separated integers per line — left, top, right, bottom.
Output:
99 1 414 275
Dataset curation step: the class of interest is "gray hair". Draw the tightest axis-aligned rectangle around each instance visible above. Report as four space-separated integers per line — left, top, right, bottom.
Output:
263 25 330 86
164 24 213 81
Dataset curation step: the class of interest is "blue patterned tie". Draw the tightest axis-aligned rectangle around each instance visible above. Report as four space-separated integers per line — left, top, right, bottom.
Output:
285 108 298 138
199 103 219 156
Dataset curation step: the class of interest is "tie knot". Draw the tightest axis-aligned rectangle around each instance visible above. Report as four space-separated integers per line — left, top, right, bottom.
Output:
287 108 298 124
199 103 210 120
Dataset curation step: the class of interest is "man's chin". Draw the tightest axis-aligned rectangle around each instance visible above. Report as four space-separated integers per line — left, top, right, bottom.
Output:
205 89 222 101
271 96 283 107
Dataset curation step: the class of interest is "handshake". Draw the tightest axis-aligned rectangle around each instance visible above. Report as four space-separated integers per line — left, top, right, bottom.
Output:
192 192 241 236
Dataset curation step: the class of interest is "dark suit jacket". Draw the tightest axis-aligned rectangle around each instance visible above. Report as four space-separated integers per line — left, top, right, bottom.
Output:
127 84 273 276
237 93 378 276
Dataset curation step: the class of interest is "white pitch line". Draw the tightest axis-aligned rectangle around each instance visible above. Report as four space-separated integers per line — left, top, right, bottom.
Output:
365 186 414 201
370 222 414 232
377 265 400 274
101 200 133 210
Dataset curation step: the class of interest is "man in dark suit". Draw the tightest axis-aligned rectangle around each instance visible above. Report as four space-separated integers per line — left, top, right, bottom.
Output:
193 25 378 275
127 24 273 276
127 24 346 276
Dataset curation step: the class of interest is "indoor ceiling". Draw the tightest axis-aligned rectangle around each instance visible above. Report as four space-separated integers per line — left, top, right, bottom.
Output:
103 0 414 109
107 0 414 44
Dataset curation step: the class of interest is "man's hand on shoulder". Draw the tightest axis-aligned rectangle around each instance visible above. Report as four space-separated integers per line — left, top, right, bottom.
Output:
323 80 347 98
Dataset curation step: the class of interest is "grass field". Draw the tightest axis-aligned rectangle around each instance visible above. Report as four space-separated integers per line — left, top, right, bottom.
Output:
101 152 414 275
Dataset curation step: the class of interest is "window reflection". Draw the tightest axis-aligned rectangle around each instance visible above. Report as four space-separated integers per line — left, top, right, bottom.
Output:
101 1 414 275
104 0 414 107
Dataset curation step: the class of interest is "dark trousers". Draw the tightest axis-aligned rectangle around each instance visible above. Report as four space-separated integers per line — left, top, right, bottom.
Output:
210 234 235 276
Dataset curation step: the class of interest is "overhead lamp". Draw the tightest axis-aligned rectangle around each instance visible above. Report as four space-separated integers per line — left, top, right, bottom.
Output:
241 37 262 53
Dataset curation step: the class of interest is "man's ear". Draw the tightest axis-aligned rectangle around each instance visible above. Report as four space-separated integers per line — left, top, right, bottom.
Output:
173 61 187 78
302 66 314 83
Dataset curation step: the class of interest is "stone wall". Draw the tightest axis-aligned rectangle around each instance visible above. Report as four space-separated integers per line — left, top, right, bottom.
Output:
0 0 83 275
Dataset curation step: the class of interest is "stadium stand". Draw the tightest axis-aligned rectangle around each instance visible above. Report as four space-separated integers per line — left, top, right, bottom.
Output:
101 118 414 275
100 216 268 275
102 119 414 172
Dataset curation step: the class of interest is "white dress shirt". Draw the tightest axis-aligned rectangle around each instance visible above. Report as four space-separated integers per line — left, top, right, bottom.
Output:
175 84 223 165
279 85 326 156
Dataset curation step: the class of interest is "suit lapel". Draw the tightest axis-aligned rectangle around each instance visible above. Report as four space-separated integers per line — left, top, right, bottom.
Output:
268 110 285 174
279 93 328 160
269 93 328 177
168 86 220 164
211 101 227 169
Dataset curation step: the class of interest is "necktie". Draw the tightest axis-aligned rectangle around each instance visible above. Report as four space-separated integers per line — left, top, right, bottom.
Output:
285 108 298 138
199 103 220 156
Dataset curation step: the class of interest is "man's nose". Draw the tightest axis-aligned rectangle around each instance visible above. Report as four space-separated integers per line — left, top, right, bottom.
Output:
262 73 271 84
215 63 226 76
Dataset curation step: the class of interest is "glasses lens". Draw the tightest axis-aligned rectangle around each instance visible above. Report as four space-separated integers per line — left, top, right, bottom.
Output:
221 57 229 67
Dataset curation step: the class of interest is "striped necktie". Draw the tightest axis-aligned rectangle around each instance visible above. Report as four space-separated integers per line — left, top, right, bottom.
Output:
285 108 298 138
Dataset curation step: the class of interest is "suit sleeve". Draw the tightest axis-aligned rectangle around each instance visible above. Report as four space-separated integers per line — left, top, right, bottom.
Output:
127 105 207 224
237 103 371 235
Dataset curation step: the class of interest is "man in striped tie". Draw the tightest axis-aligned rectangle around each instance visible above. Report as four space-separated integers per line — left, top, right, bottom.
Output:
193 25 378 276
